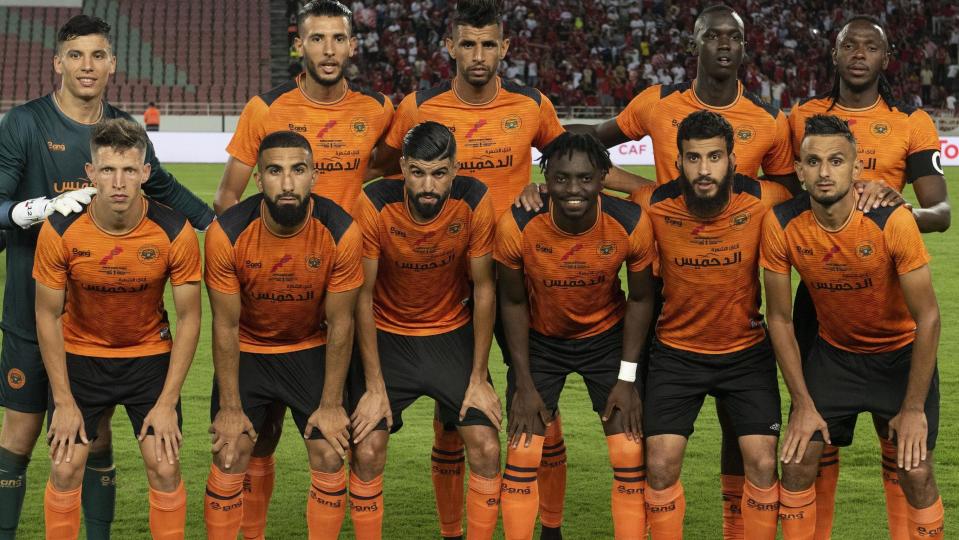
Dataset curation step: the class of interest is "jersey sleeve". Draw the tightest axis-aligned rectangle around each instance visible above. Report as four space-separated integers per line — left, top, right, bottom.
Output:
626 211 656 272
905 109 943 182
760 180 794 208
468 192 496 257
786 105 806 156
354 193 382 260
384 94 418 150
32 222 68 289
628 183 656 211
615 85 659 140
226 97 270 167
759 210 792 274
328 223 364 293
492 212 524 269
761 112 796 176
141 143 215 230
168 226 202 285
884 207 931 275
533 94 566 150
203 222 241 294
0 108 28 206
375 95 396 141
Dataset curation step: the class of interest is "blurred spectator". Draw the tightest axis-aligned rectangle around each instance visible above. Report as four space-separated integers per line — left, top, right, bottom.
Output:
144 102 160 132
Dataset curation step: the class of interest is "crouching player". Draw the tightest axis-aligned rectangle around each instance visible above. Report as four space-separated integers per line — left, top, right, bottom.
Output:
34 119 201 539
496 132 656 540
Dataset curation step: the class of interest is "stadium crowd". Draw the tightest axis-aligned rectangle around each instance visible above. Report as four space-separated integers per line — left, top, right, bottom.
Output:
286 0 959 113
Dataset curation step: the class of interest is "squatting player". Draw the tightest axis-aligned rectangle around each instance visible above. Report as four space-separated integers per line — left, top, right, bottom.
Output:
210 2 394 536
350 122 503 540
762 114 944 539
495 133 655 540
788 17 950 538
202 131 366 540
33 119 201 539
0 15 213 540
641 111 791 540
367 1 567 537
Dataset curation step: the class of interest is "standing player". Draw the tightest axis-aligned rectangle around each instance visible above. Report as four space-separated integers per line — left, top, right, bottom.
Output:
642 111 790 540
351 122 502 539
0 15 213 540
33 119 201 540
787 19 950 539
202 131 368 540
496 133 655 540
762 114 944 539
367 2 568 537
212 3 393 536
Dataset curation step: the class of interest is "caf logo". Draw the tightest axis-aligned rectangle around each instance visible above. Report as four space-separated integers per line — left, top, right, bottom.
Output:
306 255 322 269
448 221 463 235
736 126 754 143
857 242 874 258
730 211 751 229
598 242 616 256
501 115 522 132
350 117 368 136
137 245 159 264
7 368 25 390
870 122 890 137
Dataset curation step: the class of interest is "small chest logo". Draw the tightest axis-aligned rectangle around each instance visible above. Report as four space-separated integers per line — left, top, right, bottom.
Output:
736 126 754 143
350 117 368 136
306 255 322 270
870 122 890 137
730 211 750 229
137 245 159 264
448 221 463 235
501 115 522 132
598 242 616 256
857 242 874 258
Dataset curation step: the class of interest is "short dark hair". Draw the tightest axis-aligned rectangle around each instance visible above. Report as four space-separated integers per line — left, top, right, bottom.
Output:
538 132 612 174
802 114 857 147
57 14 112 50
297 0 353 36
257 130 313 163
90 119 148 159
695 4 739 30
453 0 503 30
676 110 734 155
402 121 457 162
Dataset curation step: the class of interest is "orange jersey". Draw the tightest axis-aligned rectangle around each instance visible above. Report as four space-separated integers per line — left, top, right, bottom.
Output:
648 175 792 354
204 194 363 353
494 194 655 339
355 176 495 335
33 200 201 357
760 195 930 353
616 81 794 183
788 96 942 193
227 76 394 212
385 78 565 216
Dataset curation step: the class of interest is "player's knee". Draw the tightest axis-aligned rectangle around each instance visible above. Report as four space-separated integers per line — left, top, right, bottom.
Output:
308 441 346 472
0 411 44 455
742 453 778 487
351 434 387 480
49 461 85 490
898 462 938 503
144 459 180 491
780 461 818 492
465 433 501 476
645 447 682 490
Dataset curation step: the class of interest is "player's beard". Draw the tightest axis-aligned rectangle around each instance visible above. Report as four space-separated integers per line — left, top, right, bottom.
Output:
265 193 310 227
305 58 345 87
407 188 449 220
809 181 851 208
679 165 734 218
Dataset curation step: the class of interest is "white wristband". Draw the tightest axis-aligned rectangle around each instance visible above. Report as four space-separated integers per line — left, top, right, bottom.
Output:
617 361 638 383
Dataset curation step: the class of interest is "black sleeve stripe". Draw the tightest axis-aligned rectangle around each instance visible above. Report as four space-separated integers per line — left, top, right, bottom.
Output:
862 204 898 230
660 81 692 98
347 82 387 106
415 81 452 107
501 80 542 105
449 176 488 210
600 194 641 233
649 180 682 205
363 179 405 211
742 91 780 119
311 194 354 243
145 200 188 242
217 195 263 245
259 80 298 107
905 149 943 182
773 192 811 229
511 197 549 231
732 174 762 199
48 207 88 236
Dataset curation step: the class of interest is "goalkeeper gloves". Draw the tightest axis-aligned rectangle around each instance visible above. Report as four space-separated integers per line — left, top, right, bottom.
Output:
10 186 98 229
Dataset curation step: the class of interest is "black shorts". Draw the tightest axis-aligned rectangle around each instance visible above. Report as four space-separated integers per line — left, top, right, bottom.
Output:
48 352 179 441
806 338 940 450
1 330 48 413
644 338 781 439
505 322 631 415
211 345 351 441
350 323 494 433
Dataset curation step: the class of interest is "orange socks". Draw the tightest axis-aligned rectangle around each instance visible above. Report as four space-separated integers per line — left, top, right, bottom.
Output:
780 484 816 540
350 472 384 540
814 446 839 540
879 439 909 539
501 434 544 540
645 481 685 540
742 480 779 540
149 480 187 540
906 496 944 539
538 416 567 529
466 471 501 540
607 434 646 539
721 474 745 539
205 464 245 540
431 420 466 538
44 481 81 540
307 468 347 540
242 455 275 540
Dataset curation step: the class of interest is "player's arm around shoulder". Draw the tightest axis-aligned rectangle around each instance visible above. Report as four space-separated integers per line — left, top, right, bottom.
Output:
905 108 951 232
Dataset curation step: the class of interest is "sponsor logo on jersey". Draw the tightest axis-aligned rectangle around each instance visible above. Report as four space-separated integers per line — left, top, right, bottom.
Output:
821 245 840 262
47 141 66 152
795 245 813 257
72 248 91 257
271 254 294 273
560 243 584 262
664 216 683 227
100 246 123 266
465 119 488 140
535 242 553 254
288 123 308 133
317 120 337 139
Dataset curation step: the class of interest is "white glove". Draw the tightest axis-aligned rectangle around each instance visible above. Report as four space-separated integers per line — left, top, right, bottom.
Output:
10 187 97 229
50 187 97 216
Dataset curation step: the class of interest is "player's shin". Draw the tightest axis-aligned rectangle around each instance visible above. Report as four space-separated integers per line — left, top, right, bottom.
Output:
0 447 29 538
607 433 646 539
349 471 383 540
204 463 245 540
538 415 567 532
431 418 466 538
645 481 685 540
779 484 817 540
879 438 909 539
906 496 944 540
148 479 186 540
44 480 82 540
466 471 501 540
721 474 745 540
241 455 275 540
742 479 780 540
501 435 544 540
813 446 839 540
307 467 347 540
82 447 116 540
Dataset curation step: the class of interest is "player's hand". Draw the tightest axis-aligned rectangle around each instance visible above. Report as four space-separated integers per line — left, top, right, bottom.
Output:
47 400 88 465
780 405 830 464
855 180 904 213
602 380 643 442
461 376 502 429
507 387 549 448
351 385 393 444
887 407 928 471
514 183 547 212
139 403 182 465
209 406 257 470
306 404 351 458
50 187 98 216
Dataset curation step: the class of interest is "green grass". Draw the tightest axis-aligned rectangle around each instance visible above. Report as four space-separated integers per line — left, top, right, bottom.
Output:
2 164 956 539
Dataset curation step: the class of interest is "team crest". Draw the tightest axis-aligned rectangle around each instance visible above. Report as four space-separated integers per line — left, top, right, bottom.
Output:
137 245 159 264
730 211 751 229
870 122 890 137
598 242 616 256
306 255 322 270
857 242 874 258
7 368 25 390
349 117 368 136
736 126 754 143
501 115 522 132
448 221 463 235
